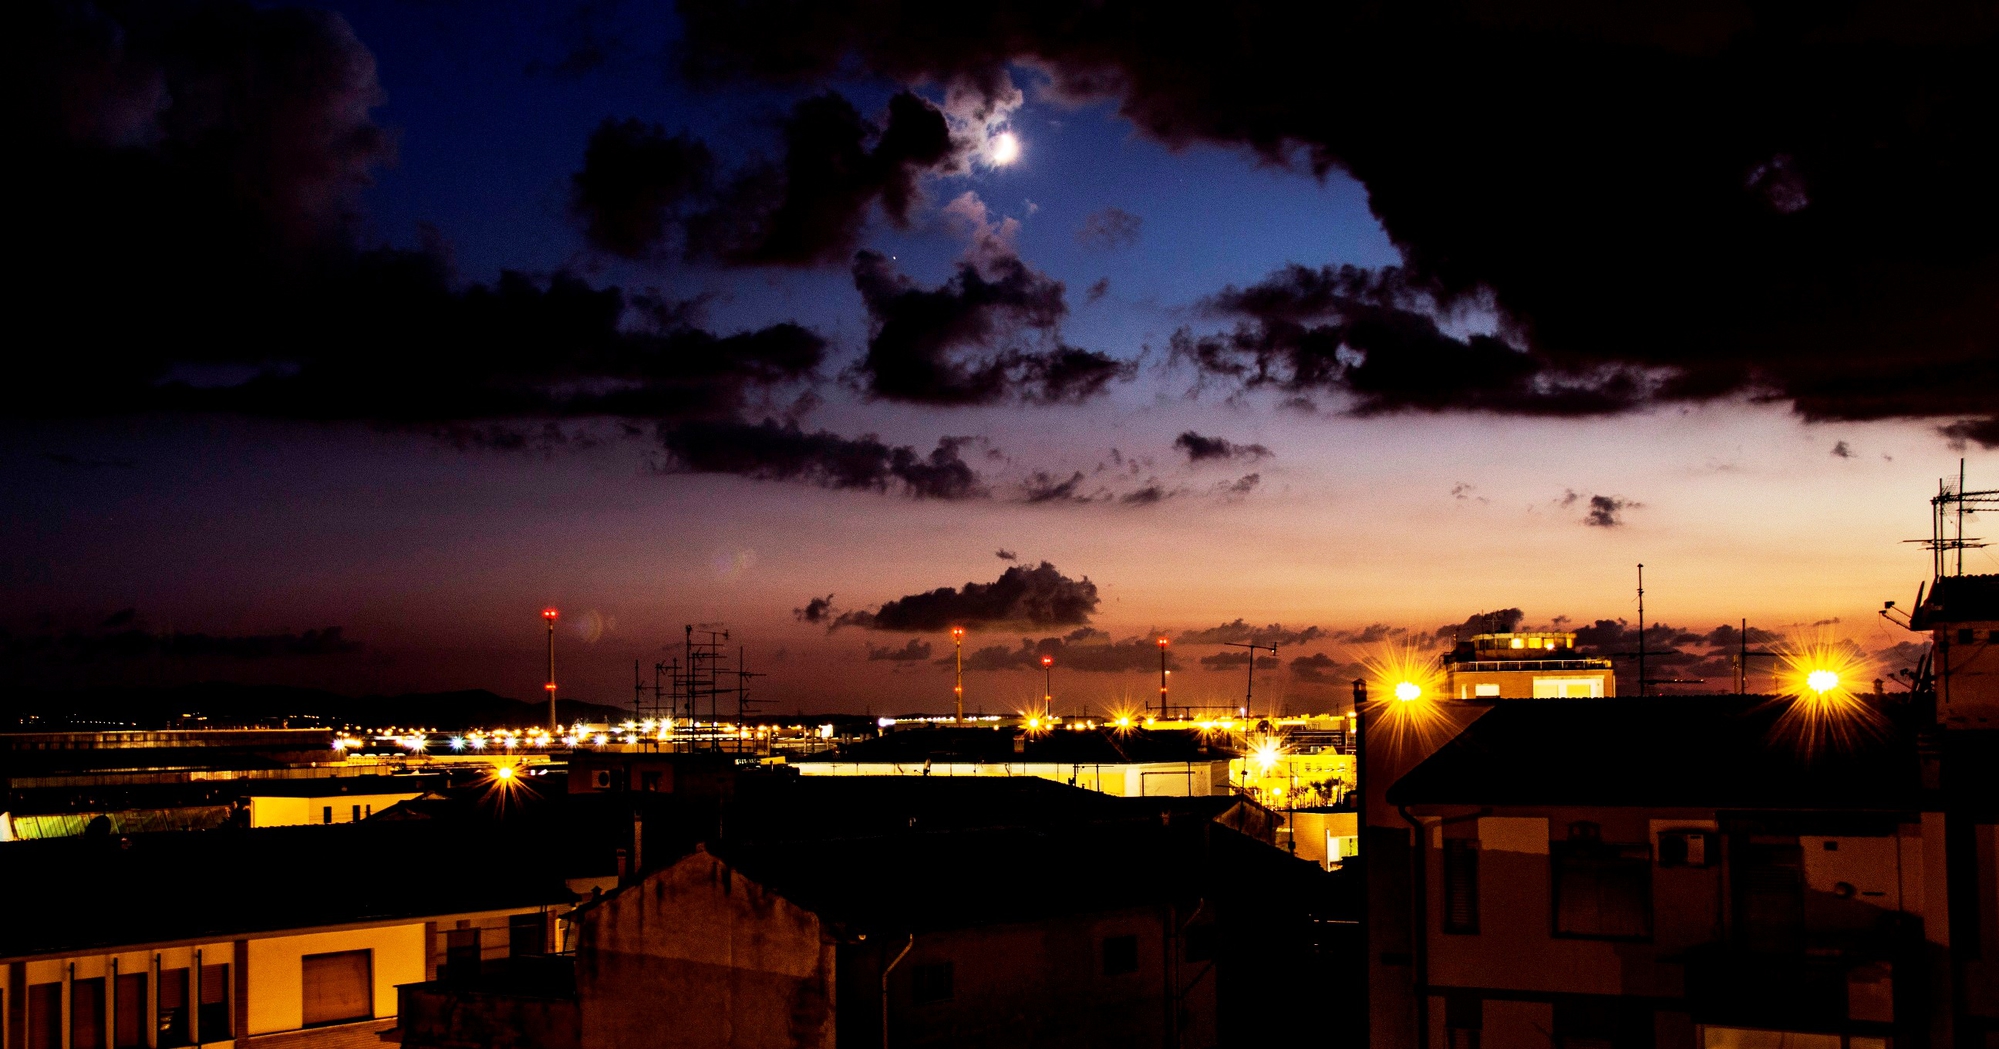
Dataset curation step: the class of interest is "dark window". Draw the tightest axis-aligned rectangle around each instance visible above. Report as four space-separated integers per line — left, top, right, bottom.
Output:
301 951 372 1027
1445 993 1482 1049
351 805 362 822
322 806 333 825
1553 997 1652 1049
197 964 229 1040
72 977 105 1049
29 983 62 1049
1443 839 1480 934
1553 838 1652 940
156 968 189 1049
445 928 481 981
1102 934 1139 976
113 974 147 1049
509 912 545 957
911 962 954 1004
1958 628 1976 645
1657 831 1714 869
1184 925 1218 963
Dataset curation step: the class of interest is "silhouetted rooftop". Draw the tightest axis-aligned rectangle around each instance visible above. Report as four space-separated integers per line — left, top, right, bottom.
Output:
1911 573 1999 628
1386 696 1922 810
0 821 573 959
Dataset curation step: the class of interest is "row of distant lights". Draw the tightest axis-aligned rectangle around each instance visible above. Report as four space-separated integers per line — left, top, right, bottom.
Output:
334 719 844 753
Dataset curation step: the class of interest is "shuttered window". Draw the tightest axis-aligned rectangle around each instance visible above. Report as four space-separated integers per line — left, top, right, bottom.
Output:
197 964 229 1041
71 978 105 1049
1442 839 1480 934
113 974 147 1049
302 951 372 1027
509 913 544 957
157 968 190 1048
28 983 62 1049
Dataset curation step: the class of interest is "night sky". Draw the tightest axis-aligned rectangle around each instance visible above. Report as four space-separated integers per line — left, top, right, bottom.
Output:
7 0 1996 715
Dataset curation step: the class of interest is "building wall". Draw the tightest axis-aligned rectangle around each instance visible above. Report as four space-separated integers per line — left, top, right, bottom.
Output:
245 925 422 1035
576 850 835 1049
1935 620 1999 727
1447 667 1614 700
4 910 541 1049
1408 804 1937 1049
247 794 420 828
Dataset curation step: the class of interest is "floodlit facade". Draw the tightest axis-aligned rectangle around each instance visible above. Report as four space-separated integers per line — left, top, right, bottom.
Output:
1443 631 1617 699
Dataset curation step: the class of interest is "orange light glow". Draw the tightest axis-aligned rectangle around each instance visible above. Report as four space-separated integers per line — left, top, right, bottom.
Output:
542 608 559 620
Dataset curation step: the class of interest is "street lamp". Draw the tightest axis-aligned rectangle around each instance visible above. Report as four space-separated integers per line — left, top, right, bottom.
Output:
542 608 559 733
1041 654 1054 709
952 627 966 722
1157 637 1170 718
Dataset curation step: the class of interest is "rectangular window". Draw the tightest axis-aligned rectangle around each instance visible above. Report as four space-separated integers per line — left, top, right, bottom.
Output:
1554 998 1651 1049
197 964 229 1041
1473 684 1501 698
1443 839 1480 934
911 962 954 1004
1445 993 1482 1049
1101 934 1139 976
351 805 362 822
301 951 373 1027
322 806 333 825
156 969 189 1049
113 974 146 1049
509 913 544 957
445 928 481 980
1553 839 1652 940
1736 842 1804 954
29 983 62 1049
71 977 105 1049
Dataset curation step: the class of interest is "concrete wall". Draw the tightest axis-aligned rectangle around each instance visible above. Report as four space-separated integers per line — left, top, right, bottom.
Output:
577 850 835 1049
1936 620 1999 727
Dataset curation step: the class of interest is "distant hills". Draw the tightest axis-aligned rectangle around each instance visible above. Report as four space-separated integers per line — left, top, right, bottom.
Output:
4 683 636 732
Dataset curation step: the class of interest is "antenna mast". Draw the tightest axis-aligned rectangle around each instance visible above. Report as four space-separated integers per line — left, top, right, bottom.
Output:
1221 640 1279 718
1636 565 1646 698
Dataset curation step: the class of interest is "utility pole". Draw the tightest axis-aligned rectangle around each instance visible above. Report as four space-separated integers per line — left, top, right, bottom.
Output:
1157 637 1170 718
952 627 965 723
542 608 559 732
1222 641 1279 718
1636 565 1646 698
1041 655 1054 709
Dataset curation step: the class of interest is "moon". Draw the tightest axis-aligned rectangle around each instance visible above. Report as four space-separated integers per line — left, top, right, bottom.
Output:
991 131 1021 166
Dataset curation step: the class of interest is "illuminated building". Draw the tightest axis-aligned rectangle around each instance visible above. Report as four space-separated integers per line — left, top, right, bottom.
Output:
1908 573 1999 727
0 822 566 1049
1442 631 1617 699
791 725 1236 797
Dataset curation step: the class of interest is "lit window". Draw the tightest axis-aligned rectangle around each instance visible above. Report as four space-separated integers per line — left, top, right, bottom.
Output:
1510 638 1525 649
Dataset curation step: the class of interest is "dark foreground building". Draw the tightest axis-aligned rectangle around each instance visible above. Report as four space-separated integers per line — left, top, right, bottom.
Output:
396 776 1351 1049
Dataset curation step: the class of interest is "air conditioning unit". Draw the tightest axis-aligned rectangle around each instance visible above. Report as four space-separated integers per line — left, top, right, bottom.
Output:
1658 830 1716 868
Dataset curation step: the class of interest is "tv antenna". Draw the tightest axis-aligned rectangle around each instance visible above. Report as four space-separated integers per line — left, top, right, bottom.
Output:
1221 640 1278 718
1905 459 1996 578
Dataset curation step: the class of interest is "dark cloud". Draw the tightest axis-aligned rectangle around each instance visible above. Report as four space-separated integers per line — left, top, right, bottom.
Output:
1176 620 1324 646
1173 431 1273 463
1222 473 1260 496
1076 206 1142 249
657 421 985 499
569 119 714 259
1199 651 1280 671
677 2 1999 442
1334 623 1407 645
1433 609 1525 642
1173 265 1643 417
1584 495 1635 528
833 561 1099 632
995 548 1017 560
958 632 1176 673
572 91 953 265
867 638 934 662
1120 484 1169 506
1085 278 1111 304
1021 470 1090 504
1290 652 1362 685
1831 440 1853 459
850 251 1131 405
794 594 837 624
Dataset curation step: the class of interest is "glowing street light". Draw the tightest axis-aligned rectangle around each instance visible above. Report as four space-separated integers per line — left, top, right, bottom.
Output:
952 626 966 723
542 607 560 734
1394 681 1423 702
1806 669 1840 695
